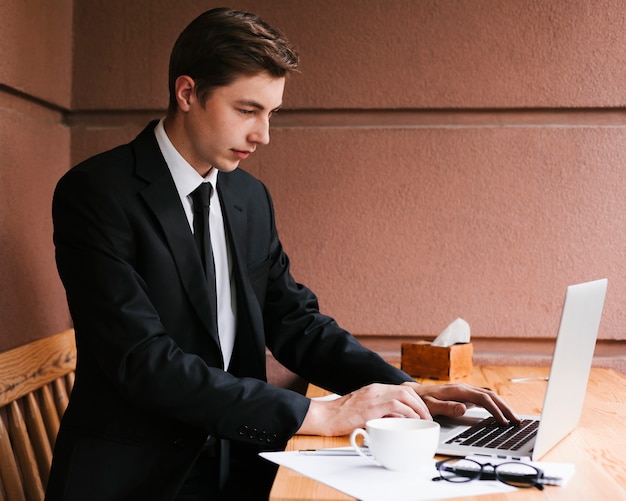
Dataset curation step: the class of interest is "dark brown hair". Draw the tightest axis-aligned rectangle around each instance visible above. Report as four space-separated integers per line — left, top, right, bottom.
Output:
168 7 299 112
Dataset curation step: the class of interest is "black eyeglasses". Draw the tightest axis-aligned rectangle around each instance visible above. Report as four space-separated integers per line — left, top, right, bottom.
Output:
433 458 545 490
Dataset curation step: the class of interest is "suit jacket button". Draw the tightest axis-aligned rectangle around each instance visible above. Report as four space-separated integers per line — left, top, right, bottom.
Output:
173 438 186 449
238 425 249 437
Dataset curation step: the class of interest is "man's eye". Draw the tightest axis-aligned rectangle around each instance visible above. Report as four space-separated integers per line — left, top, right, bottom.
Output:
239 109 253 115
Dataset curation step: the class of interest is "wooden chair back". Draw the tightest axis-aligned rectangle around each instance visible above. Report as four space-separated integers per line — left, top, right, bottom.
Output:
0 329 76 501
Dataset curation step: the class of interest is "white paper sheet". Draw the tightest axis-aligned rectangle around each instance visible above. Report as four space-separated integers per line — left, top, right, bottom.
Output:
261 451 515 501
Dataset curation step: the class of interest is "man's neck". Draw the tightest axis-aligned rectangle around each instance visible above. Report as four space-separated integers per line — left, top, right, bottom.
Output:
162 113 214 177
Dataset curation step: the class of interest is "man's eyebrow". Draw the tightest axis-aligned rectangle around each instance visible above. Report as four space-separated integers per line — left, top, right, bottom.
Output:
237 99 283 112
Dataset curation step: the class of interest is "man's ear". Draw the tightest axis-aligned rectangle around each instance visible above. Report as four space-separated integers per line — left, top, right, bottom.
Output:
174 75 195 112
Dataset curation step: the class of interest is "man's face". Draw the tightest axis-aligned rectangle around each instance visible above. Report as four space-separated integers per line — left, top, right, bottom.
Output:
179 72 285 175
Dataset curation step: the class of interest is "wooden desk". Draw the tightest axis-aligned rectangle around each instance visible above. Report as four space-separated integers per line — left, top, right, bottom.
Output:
270 366 626 500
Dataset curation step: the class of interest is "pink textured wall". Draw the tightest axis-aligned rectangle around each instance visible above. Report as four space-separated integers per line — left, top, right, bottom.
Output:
0 1 72 108
281 1 626 109
0 96 72 347
248 126 626 341
1 1 625 372
0 1 72 351
70 1 626 110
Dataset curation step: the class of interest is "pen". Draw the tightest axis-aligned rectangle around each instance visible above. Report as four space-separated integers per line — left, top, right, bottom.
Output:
299 447 370 456
509 377 549 383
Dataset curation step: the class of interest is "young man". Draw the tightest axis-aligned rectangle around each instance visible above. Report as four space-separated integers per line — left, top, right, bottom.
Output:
46 8 518 500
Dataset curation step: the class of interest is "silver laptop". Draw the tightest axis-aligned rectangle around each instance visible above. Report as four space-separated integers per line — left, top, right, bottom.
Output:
435 278 608 461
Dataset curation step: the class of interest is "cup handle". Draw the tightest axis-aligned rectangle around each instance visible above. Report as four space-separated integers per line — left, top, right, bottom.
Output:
349 428 380 466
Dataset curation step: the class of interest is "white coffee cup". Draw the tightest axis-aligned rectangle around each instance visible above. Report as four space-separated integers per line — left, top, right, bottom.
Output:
349 418 440 471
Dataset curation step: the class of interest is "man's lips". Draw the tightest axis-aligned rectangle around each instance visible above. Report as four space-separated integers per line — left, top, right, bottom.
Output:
233 149 253 160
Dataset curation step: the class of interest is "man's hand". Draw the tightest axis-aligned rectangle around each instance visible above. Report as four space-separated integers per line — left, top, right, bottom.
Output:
297 382 520 437
297 383 431 436
401 381 521 425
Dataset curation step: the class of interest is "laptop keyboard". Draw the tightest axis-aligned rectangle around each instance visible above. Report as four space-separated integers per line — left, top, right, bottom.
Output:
445 417 539 451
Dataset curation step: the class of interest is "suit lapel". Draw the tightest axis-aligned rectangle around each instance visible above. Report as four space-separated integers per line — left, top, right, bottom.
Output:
217 174 266 377
132 122 221 349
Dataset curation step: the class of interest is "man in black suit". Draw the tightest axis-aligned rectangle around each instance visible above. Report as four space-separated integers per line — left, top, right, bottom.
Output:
46 8 518 500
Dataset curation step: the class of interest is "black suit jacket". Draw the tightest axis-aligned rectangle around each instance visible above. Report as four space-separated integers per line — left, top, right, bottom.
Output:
46 121 412 500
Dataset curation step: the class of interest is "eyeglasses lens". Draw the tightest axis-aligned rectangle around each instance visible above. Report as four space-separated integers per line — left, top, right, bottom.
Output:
438 459 483 483
494 462 542 488
437 459 542 488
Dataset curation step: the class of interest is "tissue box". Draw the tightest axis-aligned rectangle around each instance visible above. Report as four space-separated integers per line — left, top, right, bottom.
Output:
401 341 473 380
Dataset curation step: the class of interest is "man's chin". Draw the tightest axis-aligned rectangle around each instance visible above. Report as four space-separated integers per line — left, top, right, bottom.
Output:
213 162 240 173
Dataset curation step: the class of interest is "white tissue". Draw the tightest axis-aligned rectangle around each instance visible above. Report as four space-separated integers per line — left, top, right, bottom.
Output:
431 318 471 347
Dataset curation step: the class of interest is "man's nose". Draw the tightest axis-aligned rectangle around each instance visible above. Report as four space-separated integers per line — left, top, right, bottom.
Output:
250 118 270 145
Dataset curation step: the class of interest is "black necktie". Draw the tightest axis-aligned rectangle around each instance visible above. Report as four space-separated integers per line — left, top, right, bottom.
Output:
191 183 230 488
191 183 218 327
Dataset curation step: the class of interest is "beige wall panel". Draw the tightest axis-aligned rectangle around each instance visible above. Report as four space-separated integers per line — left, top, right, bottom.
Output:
72 0 626 110
244 126 626 342
69 114 160 166
284 0 626 109
0 0 72 108
0 94 71 351
72 0 196 110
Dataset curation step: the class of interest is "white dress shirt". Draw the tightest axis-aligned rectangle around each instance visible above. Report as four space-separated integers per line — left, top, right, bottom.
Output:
154 119 236 369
